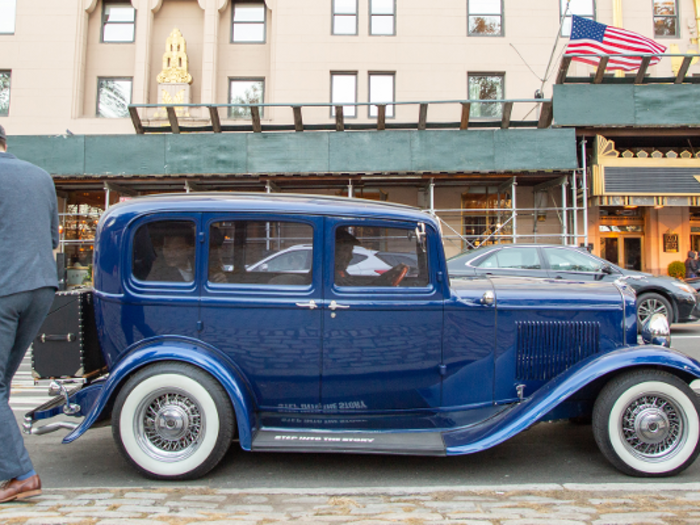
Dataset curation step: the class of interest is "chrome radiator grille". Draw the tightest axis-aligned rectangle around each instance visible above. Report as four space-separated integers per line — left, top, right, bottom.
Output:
515 321 600 381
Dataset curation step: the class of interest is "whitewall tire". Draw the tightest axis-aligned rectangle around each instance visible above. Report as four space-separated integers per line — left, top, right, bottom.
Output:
593 369 700 477
112 362 235 480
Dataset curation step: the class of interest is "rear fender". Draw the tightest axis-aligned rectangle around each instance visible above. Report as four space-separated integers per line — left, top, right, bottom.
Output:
62 338 257 450
444 345 700 455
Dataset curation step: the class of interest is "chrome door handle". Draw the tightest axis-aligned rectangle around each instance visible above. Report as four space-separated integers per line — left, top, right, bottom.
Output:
480 291 495 305
329 300 350 311
296 300 318 310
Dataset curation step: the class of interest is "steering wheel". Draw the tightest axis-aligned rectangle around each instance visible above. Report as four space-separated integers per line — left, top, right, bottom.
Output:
377 263 409 287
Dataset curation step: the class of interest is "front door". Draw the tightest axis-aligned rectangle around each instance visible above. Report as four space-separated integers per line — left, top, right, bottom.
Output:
199 214 323 411
321 219 444 412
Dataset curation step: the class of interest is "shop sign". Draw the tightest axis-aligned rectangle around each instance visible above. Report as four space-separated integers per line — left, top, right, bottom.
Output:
663 233 679 253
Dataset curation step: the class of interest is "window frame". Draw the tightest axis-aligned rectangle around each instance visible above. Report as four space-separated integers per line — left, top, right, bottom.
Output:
652 0 680 38
96 77 133 118
368 71 395 119
0 0 16 35
467 0 504 37
129 217 199 292
330 71 358 119
0 70 10 117
467 72 505 119
204 214 319 293
369 0 396 36
100 0 136 44
231 1 267 44
228 77 265 119
332 0 358 36
560 0 596 37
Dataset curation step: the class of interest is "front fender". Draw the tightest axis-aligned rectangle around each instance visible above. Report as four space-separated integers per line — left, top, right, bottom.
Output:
63 339 257 450
444 345 700 455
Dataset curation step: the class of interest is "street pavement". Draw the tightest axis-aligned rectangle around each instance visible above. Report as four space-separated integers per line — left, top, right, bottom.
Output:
5 322 700 524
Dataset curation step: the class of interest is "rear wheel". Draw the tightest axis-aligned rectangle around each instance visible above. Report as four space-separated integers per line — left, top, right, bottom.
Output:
592 369 700 476
637 293 673 327
112 362 235 480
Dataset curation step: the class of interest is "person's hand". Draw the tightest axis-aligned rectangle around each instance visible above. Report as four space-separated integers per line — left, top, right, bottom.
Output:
375 263 409 286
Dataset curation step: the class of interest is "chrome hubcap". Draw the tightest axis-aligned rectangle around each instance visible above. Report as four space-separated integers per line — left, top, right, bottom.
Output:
621 394 685 460
638 299 668 325
135 390 203 461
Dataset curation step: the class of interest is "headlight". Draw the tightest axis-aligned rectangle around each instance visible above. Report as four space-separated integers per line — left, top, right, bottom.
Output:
671 282 695 294
641 313 671 347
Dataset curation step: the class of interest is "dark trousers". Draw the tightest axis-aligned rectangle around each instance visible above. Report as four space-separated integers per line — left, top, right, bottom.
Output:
0 287 55 481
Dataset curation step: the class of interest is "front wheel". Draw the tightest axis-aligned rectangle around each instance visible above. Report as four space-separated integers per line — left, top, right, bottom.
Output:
637 293 673 328
112 362 235 480
593 369 700 477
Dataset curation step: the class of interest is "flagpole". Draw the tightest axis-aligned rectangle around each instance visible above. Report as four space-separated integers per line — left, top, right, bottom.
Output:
540 0 571 95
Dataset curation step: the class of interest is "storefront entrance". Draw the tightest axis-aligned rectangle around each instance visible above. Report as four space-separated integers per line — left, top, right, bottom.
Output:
599 208 644 271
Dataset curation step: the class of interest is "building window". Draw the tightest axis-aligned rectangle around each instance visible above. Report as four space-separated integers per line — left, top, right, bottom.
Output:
331 72 357 117
369 73 394 118
468 73 504 118
333 0 357 35
97 78 132 118
0 71 9 117
468 0 503 36
0 0 16 34
370 0 395 36
561 0 595 37
653 0 679 37
102 1 135 43
232 2 266 43
229 78 264 118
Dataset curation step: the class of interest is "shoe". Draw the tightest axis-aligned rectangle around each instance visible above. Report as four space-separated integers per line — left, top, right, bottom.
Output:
0 474 42 503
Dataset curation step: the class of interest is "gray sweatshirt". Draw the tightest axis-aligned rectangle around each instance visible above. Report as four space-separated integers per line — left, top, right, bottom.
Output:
0 151 59 297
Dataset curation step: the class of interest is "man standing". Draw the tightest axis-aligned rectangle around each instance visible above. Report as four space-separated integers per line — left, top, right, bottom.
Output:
0 125 58 502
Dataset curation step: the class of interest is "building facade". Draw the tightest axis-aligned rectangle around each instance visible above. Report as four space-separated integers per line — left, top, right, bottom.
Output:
1 0 700 274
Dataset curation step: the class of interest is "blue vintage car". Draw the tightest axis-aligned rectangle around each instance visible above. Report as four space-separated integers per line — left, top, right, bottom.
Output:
25 193 700 479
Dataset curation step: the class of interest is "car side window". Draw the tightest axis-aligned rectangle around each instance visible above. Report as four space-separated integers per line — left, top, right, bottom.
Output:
208 220 314 285
475 247 542 270
133 220 196 283
334 225 428 288
544 248 603 272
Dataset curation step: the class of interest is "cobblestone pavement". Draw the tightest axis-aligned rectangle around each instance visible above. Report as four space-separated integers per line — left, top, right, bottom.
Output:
2 483 700 524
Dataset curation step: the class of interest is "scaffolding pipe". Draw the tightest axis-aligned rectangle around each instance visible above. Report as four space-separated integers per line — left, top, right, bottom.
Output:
429 179 435 214
348 179 353 198
512 177 517 244
572 171 578 246
581 139 589 247
561 180 568 244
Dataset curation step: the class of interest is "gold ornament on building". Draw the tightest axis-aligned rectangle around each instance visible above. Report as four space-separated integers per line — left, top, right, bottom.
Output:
157 28 193 84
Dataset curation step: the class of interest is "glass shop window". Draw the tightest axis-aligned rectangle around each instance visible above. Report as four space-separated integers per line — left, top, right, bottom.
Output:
133 221 196 283
209 221 314 285
333 225 429 287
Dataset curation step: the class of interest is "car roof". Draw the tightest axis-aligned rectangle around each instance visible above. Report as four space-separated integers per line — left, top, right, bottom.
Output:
447 244 590 263
102 192 438 227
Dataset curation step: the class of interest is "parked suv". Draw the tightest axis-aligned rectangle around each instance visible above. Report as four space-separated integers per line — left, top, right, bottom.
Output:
447 244 699 327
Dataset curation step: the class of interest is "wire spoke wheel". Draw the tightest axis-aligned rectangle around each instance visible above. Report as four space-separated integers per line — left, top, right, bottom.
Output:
620 393 685 462
593 370 700 476
136 389 204 461
113 362 235 480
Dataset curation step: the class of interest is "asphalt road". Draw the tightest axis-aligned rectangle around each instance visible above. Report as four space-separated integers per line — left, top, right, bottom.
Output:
10 321 700 489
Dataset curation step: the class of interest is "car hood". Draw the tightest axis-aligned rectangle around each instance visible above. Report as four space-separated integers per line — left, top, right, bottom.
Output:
450 275 625 308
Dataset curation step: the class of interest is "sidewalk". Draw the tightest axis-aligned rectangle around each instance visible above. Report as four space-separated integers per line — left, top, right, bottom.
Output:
2 483 700 524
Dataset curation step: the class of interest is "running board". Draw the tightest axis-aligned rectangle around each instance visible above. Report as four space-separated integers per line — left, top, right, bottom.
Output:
252 429 446 456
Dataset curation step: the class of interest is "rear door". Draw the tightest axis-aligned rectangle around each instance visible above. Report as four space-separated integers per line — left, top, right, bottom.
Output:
199 214 323 411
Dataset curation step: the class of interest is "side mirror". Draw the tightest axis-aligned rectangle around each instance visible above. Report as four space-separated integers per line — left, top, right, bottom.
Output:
601 264 615 275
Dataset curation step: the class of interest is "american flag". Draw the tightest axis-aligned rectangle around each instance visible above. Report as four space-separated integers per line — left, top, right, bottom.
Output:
564 15 667 71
